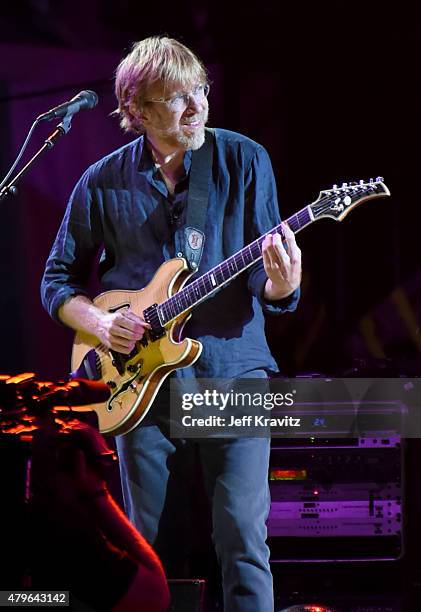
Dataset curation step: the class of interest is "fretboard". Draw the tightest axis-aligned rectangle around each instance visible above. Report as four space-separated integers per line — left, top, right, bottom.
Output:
158 205 314 325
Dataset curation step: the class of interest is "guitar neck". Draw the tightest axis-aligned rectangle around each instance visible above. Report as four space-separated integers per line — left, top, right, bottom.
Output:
158 204 314 325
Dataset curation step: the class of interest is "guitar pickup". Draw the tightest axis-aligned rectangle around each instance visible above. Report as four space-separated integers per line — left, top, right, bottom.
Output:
143 304 165 341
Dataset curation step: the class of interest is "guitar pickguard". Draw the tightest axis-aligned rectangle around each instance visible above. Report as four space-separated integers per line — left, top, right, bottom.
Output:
72 347 102 380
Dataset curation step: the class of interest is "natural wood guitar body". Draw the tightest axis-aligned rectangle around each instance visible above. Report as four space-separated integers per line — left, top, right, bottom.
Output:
71 258 202 435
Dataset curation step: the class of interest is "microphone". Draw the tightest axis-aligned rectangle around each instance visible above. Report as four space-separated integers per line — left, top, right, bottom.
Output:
37 90 98 122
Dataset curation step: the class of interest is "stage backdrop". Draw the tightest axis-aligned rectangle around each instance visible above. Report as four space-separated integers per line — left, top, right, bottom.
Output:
0 35 419 380
0 43 131 378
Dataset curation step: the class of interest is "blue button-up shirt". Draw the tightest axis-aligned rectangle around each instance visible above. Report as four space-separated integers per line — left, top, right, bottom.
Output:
41 128 299 378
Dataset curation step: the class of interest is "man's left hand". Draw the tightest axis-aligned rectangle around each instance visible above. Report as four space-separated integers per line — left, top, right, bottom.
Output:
262 223 302 301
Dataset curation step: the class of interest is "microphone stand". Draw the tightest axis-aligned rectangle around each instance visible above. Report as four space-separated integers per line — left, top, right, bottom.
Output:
0 115 72 203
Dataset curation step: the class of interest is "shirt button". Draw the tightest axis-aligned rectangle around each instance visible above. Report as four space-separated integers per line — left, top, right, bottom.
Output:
177 252 183 258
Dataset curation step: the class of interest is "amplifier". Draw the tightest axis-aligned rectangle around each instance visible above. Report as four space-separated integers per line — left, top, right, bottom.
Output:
267 434 403 562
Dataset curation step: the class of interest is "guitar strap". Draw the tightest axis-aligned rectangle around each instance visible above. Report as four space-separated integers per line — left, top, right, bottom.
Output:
178 127 214 272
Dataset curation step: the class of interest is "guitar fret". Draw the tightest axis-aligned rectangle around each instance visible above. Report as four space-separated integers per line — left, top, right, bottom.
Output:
234 253 243 271
296 208 311 229
243 248 253 265
160 206 323 322
251 241 261 259
288 214 299 232
199 276 208 295
204 274 212 292
160 215 305 321
215 266 225 285
198 280 206 298
219 264 228 281
184 289 194 307
161 304 169 324
141 185 390 328
168 301 177 320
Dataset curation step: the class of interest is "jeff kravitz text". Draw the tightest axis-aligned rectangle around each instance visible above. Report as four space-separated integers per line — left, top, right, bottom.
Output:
181 415 301 427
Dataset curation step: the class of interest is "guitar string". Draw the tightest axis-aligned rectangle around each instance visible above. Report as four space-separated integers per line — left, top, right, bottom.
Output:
159 184 382 323
166 185 379 317
94 184 384 392
161 208 310 320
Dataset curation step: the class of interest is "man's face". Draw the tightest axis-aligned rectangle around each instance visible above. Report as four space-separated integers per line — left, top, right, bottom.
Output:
137 81 209 151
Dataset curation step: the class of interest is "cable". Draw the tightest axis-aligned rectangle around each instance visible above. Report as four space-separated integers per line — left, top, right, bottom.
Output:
0 117 41 191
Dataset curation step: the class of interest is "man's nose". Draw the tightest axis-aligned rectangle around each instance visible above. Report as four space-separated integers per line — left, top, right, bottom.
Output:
186 94 204 113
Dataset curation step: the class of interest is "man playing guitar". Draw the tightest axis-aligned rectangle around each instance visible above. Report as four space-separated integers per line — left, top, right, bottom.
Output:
42 36 301 611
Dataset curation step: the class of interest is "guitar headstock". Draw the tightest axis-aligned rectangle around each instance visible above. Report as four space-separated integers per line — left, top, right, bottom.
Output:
310 178 390 222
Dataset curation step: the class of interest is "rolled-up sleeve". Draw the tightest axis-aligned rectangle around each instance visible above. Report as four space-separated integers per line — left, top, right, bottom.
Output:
40 169 102 323
245 145 300 315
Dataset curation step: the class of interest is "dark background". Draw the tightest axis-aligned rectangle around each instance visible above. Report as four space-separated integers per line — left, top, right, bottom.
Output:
0 0 419 380
1 3 420 609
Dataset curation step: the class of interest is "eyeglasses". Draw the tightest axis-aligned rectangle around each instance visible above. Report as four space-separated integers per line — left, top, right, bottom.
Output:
146 83 210 112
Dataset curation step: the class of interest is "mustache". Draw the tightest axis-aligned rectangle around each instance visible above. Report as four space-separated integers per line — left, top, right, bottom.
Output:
182 107 209 124
159 119 207 134
181 114 206 125
182 116 202 123
155 109 209 136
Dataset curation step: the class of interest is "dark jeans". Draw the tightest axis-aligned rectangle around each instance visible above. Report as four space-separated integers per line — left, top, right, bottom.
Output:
115 371 273 612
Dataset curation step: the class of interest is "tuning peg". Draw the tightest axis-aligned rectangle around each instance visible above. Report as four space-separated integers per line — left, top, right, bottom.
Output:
369 178 374 183
375 176 384 182
332 184 338 190
342 182 348 188
359 179 364 185
349 181 357 186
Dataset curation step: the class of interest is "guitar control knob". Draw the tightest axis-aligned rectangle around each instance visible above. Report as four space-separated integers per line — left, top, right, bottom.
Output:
107 380 117 389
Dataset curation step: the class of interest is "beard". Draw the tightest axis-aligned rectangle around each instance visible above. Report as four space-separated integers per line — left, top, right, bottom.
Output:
154 108 209 151
174 125 206 150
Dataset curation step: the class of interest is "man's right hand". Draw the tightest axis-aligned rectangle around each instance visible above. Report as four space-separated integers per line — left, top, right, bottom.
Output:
58 296 151 355
95 308 150 354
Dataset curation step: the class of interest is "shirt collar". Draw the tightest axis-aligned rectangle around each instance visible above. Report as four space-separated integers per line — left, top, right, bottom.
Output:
137 135 192 175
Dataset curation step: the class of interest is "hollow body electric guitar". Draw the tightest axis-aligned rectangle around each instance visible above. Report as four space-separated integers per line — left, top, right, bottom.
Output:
71 178 390 435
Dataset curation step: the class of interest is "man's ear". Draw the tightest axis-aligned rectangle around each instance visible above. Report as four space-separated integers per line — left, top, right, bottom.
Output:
129 101 149 127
